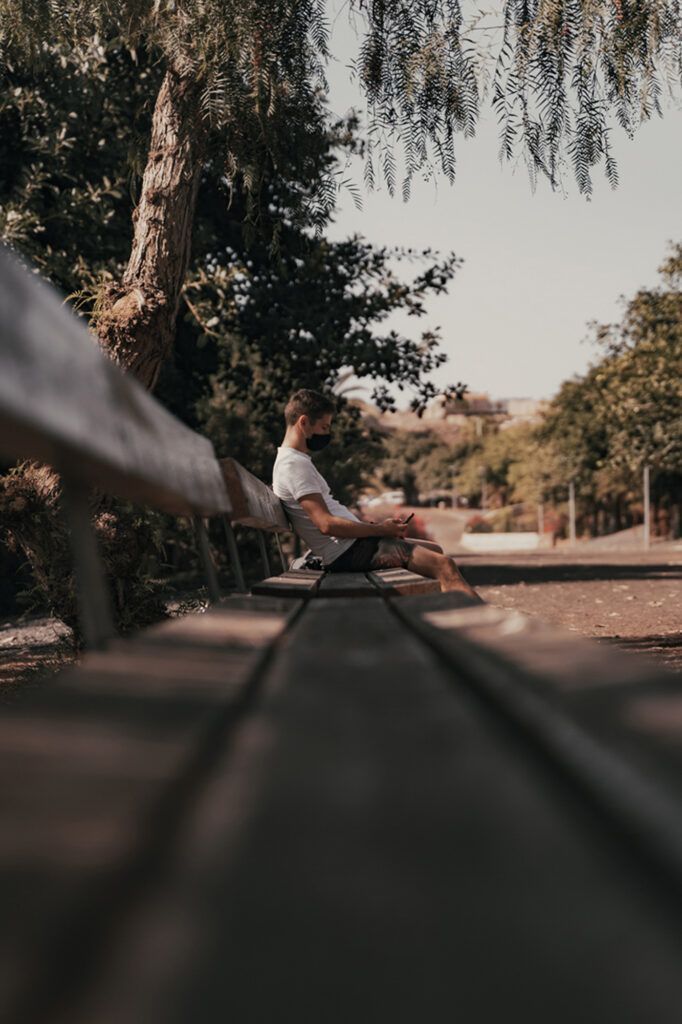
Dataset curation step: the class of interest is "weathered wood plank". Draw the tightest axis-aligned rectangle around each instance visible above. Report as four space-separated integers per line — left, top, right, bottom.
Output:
281 567 322 578
251 572 322 598
316 572 378 597
0 244 229 516
0 598 299 1023
391 592 682 898
368 567 440 596
75 597 300 699
67 597 682 1024
219 458 288 531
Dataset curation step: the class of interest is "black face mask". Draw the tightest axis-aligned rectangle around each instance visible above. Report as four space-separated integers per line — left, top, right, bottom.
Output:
306 432 332 452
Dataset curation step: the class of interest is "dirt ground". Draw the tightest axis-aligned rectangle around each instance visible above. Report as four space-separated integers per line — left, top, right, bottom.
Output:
456 550 682 674
0 614 74 702
0 588 207 701
390 504 681 674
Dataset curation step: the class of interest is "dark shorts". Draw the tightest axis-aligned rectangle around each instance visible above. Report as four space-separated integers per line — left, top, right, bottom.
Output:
326 536 413 573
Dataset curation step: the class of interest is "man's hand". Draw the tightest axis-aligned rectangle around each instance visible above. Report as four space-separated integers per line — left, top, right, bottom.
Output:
381 519 408 538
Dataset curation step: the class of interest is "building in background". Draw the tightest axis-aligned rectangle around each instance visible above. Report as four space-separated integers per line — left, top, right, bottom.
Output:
356 394 549 438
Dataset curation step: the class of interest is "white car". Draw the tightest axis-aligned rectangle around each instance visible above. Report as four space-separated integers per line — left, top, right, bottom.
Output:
360 487 403 503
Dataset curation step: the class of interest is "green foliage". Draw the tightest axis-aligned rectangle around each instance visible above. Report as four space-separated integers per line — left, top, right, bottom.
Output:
455 241 682 536
491 0 682 196
543 241 682 482
0 38 460 479
0 1 334 229
0 38 466 627
0 463 172 642
180 230 460 427
356 0 682 196
454 421 562 509
0 39 159 293
378 430 456 504
588 248 682 475
1 0 680 206
187 234 458 502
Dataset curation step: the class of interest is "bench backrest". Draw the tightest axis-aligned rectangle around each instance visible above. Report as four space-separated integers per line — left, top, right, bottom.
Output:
0 244 230 517
220 458 289 532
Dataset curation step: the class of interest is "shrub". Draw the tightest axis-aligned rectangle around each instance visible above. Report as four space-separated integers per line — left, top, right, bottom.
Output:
464 514 492 534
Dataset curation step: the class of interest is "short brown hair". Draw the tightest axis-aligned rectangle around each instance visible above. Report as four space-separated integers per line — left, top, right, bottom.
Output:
284 388 336 427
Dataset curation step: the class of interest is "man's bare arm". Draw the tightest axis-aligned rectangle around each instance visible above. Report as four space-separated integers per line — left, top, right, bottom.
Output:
298 493 407 539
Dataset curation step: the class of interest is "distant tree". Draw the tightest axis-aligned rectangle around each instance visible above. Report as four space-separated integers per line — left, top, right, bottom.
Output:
377 430 457 504
588 242 682 478
425 242 682 535
540 369 612 489
540 241 682 535
454 425 525 507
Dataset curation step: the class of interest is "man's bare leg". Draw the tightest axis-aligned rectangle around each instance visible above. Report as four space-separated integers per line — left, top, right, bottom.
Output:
405 543 481 600
404 537 443 554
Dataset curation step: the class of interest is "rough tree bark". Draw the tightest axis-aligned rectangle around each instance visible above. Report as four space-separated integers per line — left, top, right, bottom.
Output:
97 66 208 389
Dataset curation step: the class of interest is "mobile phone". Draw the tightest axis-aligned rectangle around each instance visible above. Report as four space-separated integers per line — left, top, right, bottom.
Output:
403 512 414 524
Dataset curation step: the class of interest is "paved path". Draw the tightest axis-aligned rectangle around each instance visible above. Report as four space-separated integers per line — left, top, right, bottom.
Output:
455 551 682 674
387 505 682 674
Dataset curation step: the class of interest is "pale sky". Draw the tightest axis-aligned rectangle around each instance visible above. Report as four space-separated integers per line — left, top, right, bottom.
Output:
324 4 682 406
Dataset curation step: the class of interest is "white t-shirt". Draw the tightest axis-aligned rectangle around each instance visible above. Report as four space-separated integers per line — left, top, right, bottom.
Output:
272 445 359 566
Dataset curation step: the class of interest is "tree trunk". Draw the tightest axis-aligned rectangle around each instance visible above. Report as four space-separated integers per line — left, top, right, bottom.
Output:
591 506 599 538
5 71 209 643
97 67 207 390
614 495 623 533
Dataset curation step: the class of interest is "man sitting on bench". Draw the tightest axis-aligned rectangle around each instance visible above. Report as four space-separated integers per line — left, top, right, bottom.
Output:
272 389 479 597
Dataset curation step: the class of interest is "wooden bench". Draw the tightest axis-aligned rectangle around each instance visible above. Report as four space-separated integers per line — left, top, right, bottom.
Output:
3 242 682 1022
218 455 440 600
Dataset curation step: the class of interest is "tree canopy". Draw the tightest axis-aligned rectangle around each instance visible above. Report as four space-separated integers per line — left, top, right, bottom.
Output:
2 0 681 204
0 38 468 633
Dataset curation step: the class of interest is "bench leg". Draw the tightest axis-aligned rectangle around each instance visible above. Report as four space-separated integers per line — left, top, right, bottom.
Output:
275 533 287 573
256 530 271 579
60 476 116 650
222 518 247 594
193 515 221 604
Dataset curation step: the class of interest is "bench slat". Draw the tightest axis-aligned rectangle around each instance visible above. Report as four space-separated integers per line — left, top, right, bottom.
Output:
70 596 682 1023
316 572 378 597
368 568 440 596
252 572 321 598
0 598 299 1021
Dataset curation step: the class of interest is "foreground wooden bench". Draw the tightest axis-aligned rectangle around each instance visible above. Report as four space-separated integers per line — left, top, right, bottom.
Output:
3 243 682 1022
3 590 682 1023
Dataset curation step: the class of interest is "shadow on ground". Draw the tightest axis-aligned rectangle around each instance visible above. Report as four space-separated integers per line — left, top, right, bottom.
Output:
462 562 682 587
600 634 682 674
